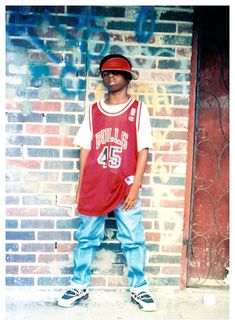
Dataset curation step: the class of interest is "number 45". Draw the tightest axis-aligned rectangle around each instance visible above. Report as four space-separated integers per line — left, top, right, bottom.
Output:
97 146 122 169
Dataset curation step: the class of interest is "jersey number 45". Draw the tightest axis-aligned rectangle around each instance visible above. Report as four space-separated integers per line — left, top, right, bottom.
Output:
97 146 122 169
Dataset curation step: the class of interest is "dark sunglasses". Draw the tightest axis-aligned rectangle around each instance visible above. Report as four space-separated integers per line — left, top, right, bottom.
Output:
102 70 122 78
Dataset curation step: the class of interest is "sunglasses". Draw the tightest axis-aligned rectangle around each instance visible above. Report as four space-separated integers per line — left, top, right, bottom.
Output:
102 70 122 78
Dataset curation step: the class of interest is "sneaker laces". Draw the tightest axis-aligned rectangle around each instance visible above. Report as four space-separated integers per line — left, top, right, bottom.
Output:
132 291 154 302
65 288 86 297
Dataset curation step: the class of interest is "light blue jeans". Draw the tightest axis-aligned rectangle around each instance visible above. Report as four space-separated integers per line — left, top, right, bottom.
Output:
70 197 148 293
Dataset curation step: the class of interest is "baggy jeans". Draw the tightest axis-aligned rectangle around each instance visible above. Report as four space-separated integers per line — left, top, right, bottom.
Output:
70 196 148 293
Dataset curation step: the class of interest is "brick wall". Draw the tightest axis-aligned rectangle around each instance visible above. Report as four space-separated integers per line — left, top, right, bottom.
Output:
5 6 194 289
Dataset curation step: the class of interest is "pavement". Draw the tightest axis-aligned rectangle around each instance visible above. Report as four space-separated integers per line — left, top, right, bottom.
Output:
4 286 230 322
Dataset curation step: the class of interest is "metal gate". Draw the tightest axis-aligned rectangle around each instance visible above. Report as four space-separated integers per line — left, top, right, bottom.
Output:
187 7 229 287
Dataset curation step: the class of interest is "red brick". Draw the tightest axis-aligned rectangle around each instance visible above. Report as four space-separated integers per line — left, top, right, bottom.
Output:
145 232 161 242
154 153 187 163
124 34 137 43
91 276 107 287
160 199 184 208
21 265 50 274
141 198 151 207
58 195 76 206
172 142 187 152
6 159 42 169
44 136 73 147
26 124 60 135
50 65 63 76
34 101 61 112
6 208 38 217
167 130 188 140
171 188 185 197
157 142 171 151
142 220 152 229
38 254 70 263
6 102 22 111
40 183 72 193
145 164 152 173
56 243 76 253
107 276 128 287
153 71 174 82
109 32 123 42
156 107 188 117
162 245 182 253
6 265 19 274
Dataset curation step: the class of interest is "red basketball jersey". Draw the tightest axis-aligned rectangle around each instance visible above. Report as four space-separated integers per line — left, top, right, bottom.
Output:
78 98 142 216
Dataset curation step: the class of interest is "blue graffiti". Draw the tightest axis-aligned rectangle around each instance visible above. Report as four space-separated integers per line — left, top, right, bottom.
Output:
81 27 110 61
136 6 156 43
6 6 110 97
6 6 163 99
60 64 86 96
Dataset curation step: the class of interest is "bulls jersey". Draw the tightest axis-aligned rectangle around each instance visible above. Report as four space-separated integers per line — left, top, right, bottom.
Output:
78 98 143 216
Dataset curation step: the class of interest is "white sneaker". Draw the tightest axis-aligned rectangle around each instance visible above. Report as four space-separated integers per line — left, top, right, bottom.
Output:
57 288 89 308
131 290 156 311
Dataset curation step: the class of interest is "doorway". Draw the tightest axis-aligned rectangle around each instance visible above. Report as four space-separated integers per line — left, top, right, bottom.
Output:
186 6 229 287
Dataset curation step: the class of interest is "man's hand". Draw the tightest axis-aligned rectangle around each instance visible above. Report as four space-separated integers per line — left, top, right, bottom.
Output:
122 148 148 211
122 183 140 210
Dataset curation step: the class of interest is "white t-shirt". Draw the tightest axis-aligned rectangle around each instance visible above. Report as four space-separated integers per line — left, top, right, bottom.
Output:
73 99 152 152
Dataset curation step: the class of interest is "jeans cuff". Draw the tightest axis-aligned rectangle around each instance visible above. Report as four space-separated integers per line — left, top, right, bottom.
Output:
130 282 149 294
70 280 88 291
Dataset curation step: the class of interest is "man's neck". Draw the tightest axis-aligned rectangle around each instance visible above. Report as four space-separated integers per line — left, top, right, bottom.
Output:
105 91 130 105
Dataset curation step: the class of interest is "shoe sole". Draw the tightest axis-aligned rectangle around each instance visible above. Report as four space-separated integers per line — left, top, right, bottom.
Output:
131 297 156 312
57 294 89 308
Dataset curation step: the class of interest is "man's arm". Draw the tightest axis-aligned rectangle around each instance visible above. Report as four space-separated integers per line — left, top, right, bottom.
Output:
122 148 148 210
76 148 90 203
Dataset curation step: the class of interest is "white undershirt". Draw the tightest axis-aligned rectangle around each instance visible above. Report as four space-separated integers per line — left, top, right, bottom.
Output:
73 99 152 152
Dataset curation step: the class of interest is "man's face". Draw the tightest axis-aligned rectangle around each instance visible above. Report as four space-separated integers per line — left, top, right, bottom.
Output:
102 70 129 92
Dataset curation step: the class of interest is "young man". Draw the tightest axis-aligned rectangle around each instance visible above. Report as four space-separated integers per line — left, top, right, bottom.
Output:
58 54 156 312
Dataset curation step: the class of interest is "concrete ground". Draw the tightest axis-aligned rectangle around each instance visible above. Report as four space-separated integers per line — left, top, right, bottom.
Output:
4 286 230 321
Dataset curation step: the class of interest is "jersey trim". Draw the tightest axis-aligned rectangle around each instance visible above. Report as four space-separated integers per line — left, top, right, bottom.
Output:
136 101 142 131
88 104 93 133
97 98 134 116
